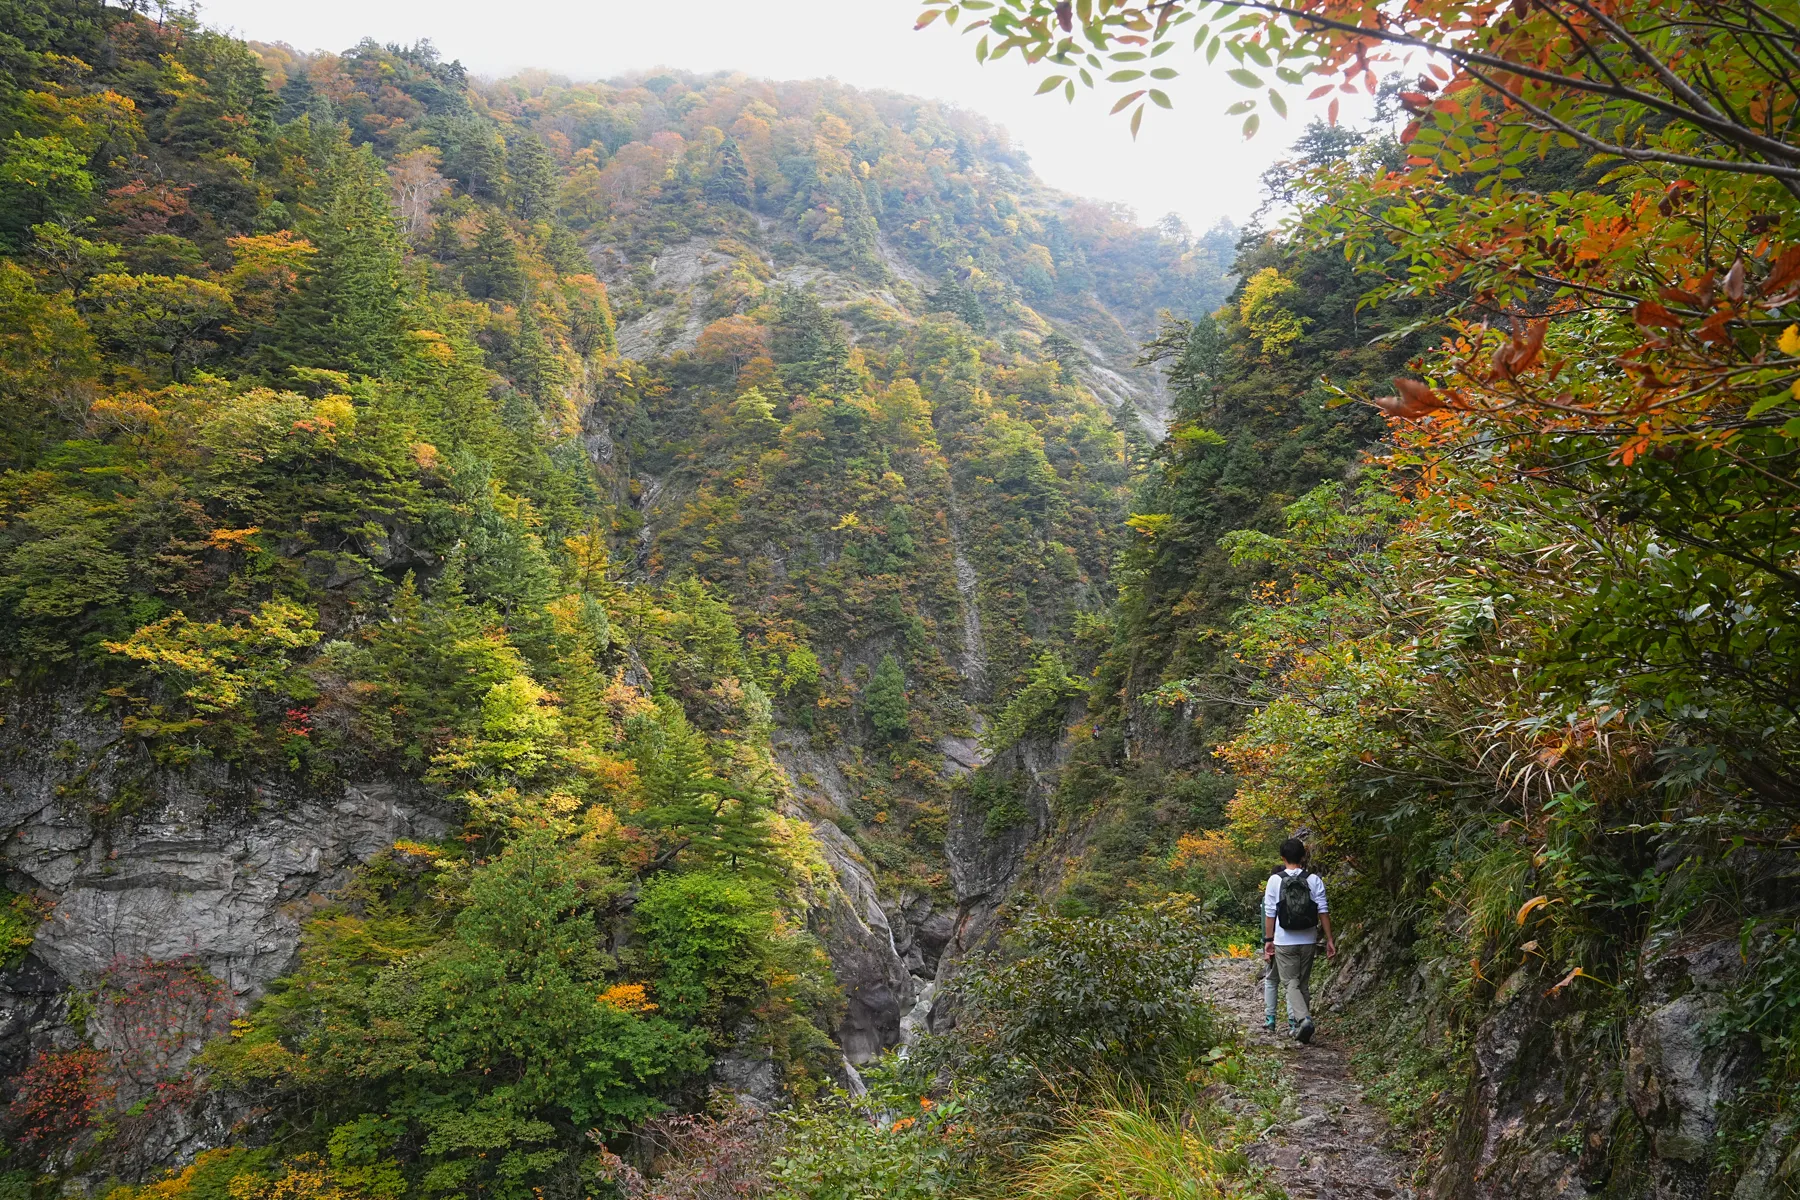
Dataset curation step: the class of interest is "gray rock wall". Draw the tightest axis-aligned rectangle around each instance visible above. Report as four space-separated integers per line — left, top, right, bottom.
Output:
1324 920 1784 1200
1 695 448 1006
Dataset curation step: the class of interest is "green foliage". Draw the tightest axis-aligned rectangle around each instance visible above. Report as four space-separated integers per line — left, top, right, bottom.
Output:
462 209 525 303
80 272 233 381
770 1057 975 1200
863 653 910 744
922 901 1218 1142
0 133 92 241
210 832 712 1196
636 871 828 1032
624 700 777 872
0 887 44 968
0 258 96 462
928 273 986 333
0 7 1241 1193
275 144 406 374
985 651 1085 751
964 767 1030 838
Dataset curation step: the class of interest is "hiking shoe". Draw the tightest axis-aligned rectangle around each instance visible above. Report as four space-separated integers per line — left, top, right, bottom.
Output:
1297 1017 1315 1044
1263 1016 1276 1032
1288 1020 1300 1038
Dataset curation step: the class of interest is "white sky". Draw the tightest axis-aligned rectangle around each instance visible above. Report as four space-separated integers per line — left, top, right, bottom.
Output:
196 0 1340 233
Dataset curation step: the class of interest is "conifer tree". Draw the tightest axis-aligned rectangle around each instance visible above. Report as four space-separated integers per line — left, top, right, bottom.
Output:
512 302 569 403
508 134 557 222
770 287 852 395
462 209 525 303
627 701 774 874
929 272 986 333
271 144 406 375
427 212 463 265
275 68 315 123
543 224 589 276
704 137 751 207
864 652 910 744
1042 330 1084 373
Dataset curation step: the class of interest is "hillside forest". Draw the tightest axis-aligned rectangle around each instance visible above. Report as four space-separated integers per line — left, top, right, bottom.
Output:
0 0 1797 1198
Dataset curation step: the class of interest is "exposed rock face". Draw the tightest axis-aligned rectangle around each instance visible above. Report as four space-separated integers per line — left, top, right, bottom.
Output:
16 783 447 1000
1326 920 1777 1200
1624 935 1748 1169
1 697 450 1004
0 954 67 1090
0 695 454 1177
807 820 913 1064
943 735 1064 962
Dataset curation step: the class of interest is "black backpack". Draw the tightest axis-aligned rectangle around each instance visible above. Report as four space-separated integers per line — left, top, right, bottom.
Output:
1276 869 1319 931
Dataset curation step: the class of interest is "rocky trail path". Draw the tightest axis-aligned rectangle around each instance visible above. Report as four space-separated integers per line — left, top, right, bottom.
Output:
1208 956 1418 1200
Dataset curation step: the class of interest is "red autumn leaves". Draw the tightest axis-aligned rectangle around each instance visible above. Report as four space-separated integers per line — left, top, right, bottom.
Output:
1373 377 1450 418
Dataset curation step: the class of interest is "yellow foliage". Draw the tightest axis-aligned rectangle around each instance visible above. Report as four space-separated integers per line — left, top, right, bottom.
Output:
229 1155 343 1200
1238 267 1308 359
597 982 657 1012
1125 512 1174 538
1168 829 1254 880
104 599 320 715
107 1149 253 1200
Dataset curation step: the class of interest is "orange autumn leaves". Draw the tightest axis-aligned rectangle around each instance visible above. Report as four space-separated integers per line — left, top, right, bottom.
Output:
597 982 657 1013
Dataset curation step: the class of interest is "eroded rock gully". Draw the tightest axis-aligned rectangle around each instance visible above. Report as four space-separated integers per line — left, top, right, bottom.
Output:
1210 955 1418 1200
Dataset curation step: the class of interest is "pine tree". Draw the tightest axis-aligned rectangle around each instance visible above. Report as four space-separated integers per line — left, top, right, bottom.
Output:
864 653 910 744
462 209 525 303
929 272 986 333
513 302 570 403
508 134 557 222
627 700 775 873
276 69 314 123
770 287 852 395
705 138 751 207
543 224 589 276
271 144 405 375
427 212 463 264
1042 330 1084 373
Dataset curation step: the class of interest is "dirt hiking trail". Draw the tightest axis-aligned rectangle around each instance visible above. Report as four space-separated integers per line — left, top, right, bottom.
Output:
1210 956 1418 1200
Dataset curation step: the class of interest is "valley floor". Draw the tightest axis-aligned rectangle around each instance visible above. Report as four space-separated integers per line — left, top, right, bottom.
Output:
1210 957 1418 1200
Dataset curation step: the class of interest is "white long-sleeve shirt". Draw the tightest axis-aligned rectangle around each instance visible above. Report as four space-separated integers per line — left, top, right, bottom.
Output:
1263 867 1329 946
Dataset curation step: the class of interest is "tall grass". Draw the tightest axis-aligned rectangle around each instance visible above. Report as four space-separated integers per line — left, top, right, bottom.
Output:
1013 1096 1226 1200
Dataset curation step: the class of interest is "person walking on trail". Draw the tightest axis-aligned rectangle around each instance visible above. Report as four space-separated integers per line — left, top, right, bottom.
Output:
1263 836 1337 1044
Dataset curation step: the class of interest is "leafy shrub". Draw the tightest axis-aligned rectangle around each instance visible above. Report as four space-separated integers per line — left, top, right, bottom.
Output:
984 652 1086 752
598 1097 779 1199
768 1057 974 1200
209 832 714 1198
638 872 783 1021
961 768 1030 838
0 888 45 968
5 1048 113 1160
920 901 1218 1143
105 1147 275 1200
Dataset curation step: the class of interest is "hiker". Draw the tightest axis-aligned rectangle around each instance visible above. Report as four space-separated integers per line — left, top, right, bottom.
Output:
1262 836 1336 1043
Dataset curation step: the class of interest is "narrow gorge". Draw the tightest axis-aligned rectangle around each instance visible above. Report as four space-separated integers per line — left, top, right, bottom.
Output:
1 1 1796 1198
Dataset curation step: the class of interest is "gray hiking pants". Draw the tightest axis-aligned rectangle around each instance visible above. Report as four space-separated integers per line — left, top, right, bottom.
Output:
1274 943 1317 1023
